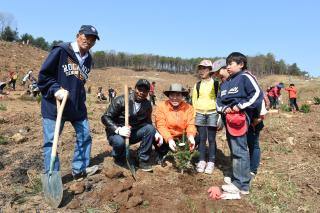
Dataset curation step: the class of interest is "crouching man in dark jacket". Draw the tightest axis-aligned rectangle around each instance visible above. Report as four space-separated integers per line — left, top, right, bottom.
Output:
101 79 163 172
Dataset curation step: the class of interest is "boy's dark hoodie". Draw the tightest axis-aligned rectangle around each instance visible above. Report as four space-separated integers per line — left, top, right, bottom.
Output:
216 70 263 121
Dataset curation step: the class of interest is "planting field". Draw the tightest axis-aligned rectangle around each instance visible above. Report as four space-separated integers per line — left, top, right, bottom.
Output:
0 42 320 212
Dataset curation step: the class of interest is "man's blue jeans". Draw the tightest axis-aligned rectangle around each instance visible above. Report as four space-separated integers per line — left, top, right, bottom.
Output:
108 124 156 163
226 131 251 191
42 118 92 175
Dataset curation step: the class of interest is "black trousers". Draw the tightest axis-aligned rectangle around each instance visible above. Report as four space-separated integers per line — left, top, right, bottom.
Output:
289 98 299 111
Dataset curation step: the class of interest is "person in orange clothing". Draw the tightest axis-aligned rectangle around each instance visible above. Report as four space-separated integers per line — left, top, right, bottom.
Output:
285 83 299 112
154 83 197 164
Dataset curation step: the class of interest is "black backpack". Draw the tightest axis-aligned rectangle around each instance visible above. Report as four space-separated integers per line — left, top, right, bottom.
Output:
195 79 220 99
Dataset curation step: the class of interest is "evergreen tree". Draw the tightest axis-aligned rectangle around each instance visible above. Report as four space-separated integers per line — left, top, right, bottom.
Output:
1 26 18 41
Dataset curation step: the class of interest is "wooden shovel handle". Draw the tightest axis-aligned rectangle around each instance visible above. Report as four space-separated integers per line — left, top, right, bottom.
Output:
124 85 129 145
51 92 69 158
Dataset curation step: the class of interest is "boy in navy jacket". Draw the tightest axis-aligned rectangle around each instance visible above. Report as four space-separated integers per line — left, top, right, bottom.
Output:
38 25 100 180
216 52 263 195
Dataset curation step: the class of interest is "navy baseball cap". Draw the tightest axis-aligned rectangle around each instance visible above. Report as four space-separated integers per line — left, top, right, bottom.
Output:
79 25 100 40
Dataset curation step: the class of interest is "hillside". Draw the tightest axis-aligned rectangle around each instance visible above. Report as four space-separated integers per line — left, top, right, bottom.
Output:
0 41 47 83
0 41 320 212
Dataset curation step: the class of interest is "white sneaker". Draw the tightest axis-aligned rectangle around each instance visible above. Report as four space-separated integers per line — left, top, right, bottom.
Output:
220 192 241 200
196 161 206 173
85 165 99 176
222 183 240 194
204 162 214 174
240 190 250 195
224 176 232 184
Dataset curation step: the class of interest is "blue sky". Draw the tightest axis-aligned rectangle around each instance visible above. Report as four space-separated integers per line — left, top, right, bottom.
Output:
1 0 319 76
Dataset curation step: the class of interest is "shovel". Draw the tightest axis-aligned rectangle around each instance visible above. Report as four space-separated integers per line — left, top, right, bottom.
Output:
124 84 136 180
41 91 69 208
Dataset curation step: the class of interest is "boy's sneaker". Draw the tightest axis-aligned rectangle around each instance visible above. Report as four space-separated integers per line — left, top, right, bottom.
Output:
85 165 99 176
224 176 232 185
196 161 206 173
204 162 215 174
222 183 240 194
139 161 153 172
222 183 250 195
240 190 250 195
220 192 241 200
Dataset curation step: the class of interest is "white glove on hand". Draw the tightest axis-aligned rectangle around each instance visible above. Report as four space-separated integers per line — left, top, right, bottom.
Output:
188 135 195 151
155 131 163 147
115 126 131 137
168 139 176 152
54 88 68 100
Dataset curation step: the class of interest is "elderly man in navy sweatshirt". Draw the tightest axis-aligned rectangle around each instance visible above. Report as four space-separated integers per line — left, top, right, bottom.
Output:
38 25 100 181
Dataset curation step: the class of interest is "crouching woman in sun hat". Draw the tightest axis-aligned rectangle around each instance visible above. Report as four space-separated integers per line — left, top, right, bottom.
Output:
154 83 197 164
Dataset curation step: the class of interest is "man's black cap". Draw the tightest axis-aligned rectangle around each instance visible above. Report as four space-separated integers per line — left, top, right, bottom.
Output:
79 25 100 40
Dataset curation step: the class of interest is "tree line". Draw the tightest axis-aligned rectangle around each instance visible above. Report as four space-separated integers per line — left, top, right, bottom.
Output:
0 12 308 77
0 12 62 51
92 51 307 77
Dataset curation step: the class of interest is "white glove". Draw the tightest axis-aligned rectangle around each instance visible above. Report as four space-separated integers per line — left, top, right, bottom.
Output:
168 139 176 152
155 131 163 147
54 88 68 100
188 135 195 151
115 126 131 137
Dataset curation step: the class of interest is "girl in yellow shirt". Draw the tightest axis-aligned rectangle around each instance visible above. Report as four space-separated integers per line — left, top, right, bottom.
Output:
192 59 219 174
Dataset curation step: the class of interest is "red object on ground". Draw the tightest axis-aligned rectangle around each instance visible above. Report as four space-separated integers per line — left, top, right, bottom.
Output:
207 186 223 200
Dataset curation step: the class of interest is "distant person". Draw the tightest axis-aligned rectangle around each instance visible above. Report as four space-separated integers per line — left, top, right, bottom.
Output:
38 25 100 181
112 89 117 99
154 83 196 164
101 79 163 172
184 85 192 104
97 86 107 101
216 52 263 195
149 81 156 105
8 71 17 90
108 87 115 102
192 59 219 175
128 87 134 95
22 70 33 86
272 83 282 108
266 86 275 109
285 83 299 112
0 81 7 95
28 76 40 97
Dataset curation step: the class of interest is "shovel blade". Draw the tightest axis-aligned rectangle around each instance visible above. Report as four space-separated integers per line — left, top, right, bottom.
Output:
126 158 136 180
41 171 63 208
125 144 136 180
